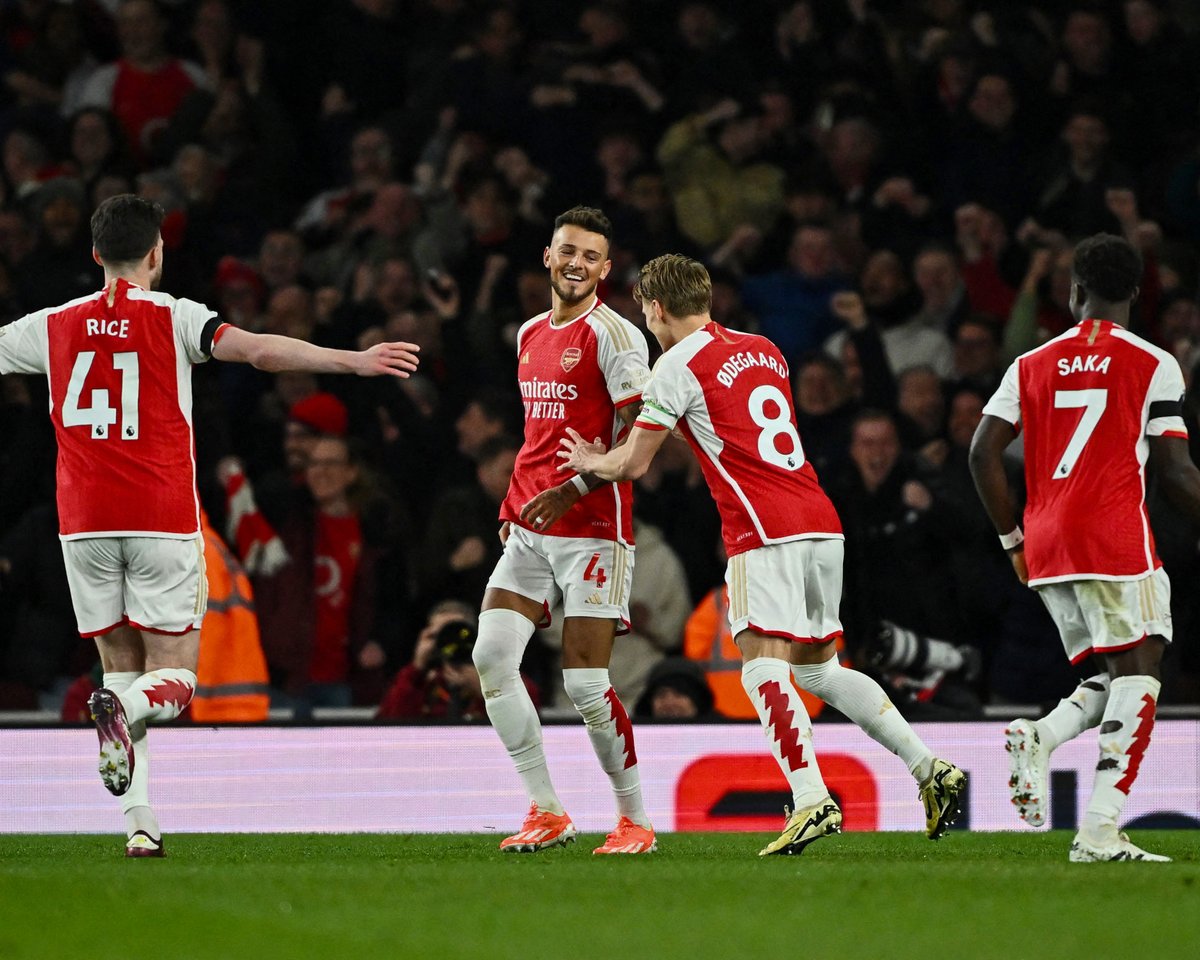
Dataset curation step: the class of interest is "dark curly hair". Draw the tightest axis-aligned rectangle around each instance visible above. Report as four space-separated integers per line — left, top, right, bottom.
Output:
553 206 613 250
1072 233 1142 303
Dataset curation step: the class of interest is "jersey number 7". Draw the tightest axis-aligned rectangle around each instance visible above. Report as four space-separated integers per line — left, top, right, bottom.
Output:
63 350 140 440
1052 388 1106 479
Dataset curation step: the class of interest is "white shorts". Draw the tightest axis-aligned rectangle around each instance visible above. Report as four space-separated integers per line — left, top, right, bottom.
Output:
486 526 633 629
1035 569 1172 665
61 535 208 637
725 538 843 643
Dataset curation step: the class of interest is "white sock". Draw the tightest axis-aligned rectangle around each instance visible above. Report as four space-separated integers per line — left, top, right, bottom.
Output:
473 609 564 815
741 658 828 808
563 667 648 826
1037 674 1110 753
792 656 935 782
104 672 159 840
118 668 197 724
1082 675 1160 837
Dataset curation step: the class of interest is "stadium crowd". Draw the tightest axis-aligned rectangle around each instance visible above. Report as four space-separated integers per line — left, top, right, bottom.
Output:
2 0 1200 719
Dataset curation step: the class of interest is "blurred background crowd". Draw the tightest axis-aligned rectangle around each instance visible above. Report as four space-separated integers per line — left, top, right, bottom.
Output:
2 0 1200 722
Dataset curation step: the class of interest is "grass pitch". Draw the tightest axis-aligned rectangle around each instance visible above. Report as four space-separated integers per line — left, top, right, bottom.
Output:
2 831 1197 960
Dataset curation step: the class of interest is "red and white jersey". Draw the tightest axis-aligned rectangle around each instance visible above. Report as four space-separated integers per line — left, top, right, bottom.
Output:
983 318 1188 585
501 298 649 544
636 321 842 557
0 279 227 539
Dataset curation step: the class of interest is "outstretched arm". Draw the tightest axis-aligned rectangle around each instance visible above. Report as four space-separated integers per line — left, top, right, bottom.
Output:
211 325 419 377
558 423 669 483
968 413 1027 583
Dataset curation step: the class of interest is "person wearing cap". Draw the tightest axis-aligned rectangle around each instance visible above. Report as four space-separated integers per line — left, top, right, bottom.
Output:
634 657 717 721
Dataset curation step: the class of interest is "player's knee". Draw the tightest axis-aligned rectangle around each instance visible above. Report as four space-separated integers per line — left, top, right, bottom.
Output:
471 635 518 684
562 668 609 710
790 654 839 696
472 609 535 683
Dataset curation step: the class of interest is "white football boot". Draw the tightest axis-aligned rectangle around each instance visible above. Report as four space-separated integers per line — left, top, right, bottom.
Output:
1005 719 1049 827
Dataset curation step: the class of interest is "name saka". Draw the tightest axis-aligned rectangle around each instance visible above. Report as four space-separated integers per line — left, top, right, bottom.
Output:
1057 355 1111 375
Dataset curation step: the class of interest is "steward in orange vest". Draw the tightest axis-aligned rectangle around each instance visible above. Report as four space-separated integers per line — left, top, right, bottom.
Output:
192 514 270 722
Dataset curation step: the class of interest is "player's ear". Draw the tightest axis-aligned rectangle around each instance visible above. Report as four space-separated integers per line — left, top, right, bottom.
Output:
543 246 551 268
599 258 612 281
1130 284 1140 304
91 247 103 267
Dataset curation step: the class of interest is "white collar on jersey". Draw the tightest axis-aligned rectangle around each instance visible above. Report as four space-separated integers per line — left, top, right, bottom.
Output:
547 296 601 329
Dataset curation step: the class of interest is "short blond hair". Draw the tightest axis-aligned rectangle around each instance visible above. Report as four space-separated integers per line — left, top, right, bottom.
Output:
633 254 712 318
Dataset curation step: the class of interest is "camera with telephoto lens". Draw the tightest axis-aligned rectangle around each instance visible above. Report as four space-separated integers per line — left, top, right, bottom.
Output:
431 619 477 667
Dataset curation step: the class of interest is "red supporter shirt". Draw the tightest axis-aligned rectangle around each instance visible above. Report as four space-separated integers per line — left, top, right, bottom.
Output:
636 322 843 556
0 279 225 539
500 298 649 544
982 319 1189 585
112 59 199 160
309 512 361 684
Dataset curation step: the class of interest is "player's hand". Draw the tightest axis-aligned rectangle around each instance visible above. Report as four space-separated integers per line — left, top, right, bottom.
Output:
356 341 420 378
519 481 582 533
1009 546 1029 585
902 479 934 511
830 291 868 330
557 428 607 474
498 521 512 545
412 628 438 670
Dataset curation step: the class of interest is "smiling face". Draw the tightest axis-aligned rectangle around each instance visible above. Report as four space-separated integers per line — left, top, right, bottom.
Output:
544 223 610 307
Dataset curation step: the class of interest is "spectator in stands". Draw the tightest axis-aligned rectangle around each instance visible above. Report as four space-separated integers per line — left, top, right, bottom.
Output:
420 435 519 607
633 657 718 721
235 434 404 714
1032 106 1132 240
949 316 1004 396
78 0 209 165
827 410 967 671
378 600 538 720
741 221 848 360
295 124 395 245
66 108 135 195
939 72 1034 228
656 97 785 252
17 177 98 311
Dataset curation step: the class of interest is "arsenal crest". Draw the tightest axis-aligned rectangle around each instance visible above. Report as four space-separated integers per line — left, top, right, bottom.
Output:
561 347 582 372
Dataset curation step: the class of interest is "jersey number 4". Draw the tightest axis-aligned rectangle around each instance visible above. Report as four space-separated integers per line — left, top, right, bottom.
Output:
1053 388 1106 479
63 350 140 440
584 553 608 588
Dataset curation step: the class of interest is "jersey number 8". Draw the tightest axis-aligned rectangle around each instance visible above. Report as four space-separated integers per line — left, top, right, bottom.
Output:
748 384 804 471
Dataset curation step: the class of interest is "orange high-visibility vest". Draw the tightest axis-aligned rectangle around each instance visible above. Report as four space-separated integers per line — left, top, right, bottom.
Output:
682 586 828 720
192 520 270 722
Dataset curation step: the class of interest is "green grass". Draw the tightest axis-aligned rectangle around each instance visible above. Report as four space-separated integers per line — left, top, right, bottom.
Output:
1 832 1197 960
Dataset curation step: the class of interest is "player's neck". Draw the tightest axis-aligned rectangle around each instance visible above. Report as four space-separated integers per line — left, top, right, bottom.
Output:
549 293 597 327
659 315 710 351
103 269 150 291
1080 302 1129 327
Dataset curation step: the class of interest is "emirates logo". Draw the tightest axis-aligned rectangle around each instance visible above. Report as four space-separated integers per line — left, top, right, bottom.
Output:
561 347 581 372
